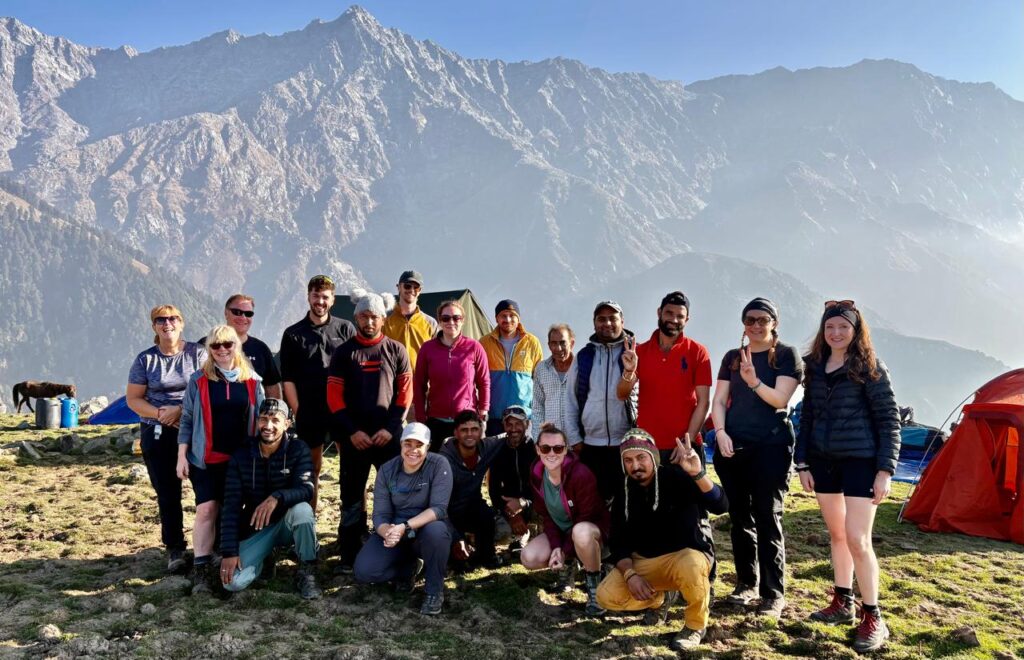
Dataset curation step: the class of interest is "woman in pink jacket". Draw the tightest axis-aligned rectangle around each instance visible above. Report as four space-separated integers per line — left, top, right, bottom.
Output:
413 300 490 451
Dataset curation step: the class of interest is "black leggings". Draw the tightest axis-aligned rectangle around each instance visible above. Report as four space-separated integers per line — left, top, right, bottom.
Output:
140 423 185 552
714 443 792 599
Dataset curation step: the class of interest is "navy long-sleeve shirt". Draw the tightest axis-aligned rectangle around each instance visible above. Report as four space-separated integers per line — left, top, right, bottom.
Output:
372 453 452 529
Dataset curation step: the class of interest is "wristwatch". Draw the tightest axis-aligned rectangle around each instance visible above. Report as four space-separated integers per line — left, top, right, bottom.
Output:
404 522 416 539
691 468 707 482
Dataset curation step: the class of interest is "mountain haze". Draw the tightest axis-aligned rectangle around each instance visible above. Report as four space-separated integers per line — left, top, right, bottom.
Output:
0 7 1019 421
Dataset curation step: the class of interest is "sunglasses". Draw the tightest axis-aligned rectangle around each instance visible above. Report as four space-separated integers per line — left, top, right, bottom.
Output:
153 316 180 325
824 299 856 310
228 308 254 318
502 405 528 419
440 314 464 323
401 282 420 290
209 341 235 350
743 316 772 327
538 444 566 455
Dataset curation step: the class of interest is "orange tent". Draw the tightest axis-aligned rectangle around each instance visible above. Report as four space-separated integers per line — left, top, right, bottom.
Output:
901 369 1024 545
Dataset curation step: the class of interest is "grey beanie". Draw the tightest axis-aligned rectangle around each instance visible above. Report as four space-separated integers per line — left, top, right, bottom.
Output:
350 288 396 317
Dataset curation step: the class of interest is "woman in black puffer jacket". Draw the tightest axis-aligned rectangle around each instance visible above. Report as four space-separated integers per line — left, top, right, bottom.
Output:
795 301 900 654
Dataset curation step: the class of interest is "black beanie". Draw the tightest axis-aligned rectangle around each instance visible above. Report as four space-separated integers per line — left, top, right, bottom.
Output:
741 297 778 322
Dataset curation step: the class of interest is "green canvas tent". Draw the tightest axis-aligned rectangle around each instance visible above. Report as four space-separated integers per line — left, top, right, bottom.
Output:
331 289 493 340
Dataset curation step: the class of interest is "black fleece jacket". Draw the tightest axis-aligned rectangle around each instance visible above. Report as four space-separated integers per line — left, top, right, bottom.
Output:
795 357 901 474
220 435 315 558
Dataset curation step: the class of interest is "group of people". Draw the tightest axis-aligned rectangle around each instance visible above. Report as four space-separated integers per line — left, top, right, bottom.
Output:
126 270 900 653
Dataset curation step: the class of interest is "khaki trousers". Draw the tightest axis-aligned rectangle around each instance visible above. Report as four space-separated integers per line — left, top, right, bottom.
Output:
596 548 712 630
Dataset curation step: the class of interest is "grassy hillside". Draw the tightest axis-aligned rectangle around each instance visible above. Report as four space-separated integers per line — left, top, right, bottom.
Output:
1 413 1021 659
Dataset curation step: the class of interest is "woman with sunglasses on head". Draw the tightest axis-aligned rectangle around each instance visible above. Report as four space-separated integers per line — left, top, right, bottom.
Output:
712 298 803 618
176 325 265 593
413 300 490 452
795 300 900 653
521 425 610 616
127 305 207 574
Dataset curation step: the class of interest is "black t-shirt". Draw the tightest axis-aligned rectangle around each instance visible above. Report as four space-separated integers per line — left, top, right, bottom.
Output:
717 342 803 447
198 335 281 387
207 379 250 458
280 315 355 430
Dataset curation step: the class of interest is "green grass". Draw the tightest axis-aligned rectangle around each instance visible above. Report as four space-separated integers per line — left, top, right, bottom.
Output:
1 411 1023 659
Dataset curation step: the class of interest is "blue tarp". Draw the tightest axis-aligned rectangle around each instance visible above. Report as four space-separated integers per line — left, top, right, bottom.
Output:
87 396 140 425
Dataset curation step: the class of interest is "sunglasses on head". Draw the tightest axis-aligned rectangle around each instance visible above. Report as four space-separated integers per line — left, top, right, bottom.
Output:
228 308 254 318
824 299 857 310
153 316 179 325
209 341 235 350
743 316 772 327
440 314 464 323
538 443 566 455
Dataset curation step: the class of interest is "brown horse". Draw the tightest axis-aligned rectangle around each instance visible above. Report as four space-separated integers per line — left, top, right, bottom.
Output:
13 381 77 413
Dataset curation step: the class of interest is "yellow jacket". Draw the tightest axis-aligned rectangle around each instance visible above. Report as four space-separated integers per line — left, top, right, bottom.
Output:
382 307 438 370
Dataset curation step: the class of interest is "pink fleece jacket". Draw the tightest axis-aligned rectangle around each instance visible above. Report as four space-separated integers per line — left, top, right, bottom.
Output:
413 335 490 422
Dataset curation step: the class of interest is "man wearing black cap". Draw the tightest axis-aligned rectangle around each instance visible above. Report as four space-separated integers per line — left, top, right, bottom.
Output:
564 300 638 503
383 270 438 371
488 405 536 547
480 299 543 436
280 274 355 511
617 291 712 464
219 398 322 600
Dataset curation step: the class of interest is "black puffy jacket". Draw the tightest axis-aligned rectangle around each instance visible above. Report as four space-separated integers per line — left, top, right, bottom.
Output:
795 358 901 474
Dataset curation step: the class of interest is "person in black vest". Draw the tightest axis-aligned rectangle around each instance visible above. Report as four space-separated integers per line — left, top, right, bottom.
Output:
327 289 412 572
711 298 803 617
280 275 354 511
219 398 322 600
795 300 900 653
563 301 637 504
199 293 282 399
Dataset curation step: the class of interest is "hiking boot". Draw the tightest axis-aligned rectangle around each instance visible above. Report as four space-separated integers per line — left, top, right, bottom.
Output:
757 596 786 618
669 627 705 651
809 588 856 624
167 549 188 574
295 563 322 600
419 591 444 616
189 563 213 595
557 561 579 593
853 608 889 653
642 590 678 625
724 583 758 606
393 558 424 594
583 571 606 617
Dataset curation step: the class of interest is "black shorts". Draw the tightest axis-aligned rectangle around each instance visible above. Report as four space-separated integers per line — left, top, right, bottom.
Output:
809 456 876 498
295 421 331 449
189 461 229 505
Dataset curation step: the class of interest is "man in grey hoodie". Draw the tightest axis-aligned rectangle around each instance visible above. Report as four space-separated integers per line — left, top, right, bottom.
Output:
564 301 638 503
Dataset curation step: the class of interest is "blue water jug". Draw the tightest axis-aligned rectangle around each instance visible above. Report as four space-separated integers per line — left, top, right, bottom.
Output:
60 397 79 429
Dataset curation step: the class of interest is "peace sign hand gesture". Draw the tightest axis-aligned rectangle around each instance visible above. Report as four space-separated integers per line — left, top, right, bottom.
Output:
622 335 638 373
672 433 702 477
739 346 758 387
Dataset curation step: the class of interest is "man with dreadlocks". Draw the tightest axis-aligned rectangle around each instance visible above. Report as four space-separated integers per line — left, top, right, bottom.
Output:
596 429 727 651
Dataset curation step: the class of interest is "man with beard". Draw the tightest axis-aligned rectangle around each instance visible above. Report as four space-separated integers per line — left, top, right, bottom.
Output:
280 275 355 511
596 430 727 651
617 291 712 464
327 290 412 572
488 405 537 548
532 324 576 437
219 399 322 600
382 270 438 371
564 301 637 503
440 410 505 568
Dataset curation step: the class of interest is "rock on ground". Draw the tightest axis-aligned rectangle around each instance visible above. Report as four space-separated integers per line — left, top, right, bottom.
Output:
37 623 62 641
109 592 136 612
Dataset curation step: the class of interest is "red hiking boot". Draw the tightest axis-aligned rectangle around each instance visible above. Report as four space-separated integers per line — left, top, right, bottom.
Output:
808 587 856 624
853 608 889 653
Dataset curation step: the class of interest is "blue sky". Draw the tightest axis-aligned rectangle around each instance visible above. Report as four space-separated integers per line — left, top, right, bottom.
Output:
5 1 1023 100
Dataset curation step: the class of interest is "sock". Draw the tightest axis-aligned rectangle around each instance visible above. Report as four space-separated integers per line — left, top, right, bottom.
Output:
835 585 854 600
194 555 212 566
585 570 600 578
862 604 881 616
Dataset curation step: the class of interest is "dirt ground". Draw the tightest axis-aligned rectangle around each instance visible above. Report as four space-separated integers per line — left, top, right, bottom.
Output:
1 414 1022 659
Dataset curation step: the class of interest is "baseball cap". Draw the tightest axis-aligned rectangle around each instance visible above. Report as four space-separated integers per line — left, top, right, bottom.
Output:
399 270 424 287
400 422 431 445
502 405 528 421
593 300 624 317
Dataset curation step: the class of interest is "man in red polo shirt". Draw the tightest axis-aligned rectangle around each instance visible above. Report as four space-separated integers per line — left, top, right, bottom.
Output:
616 291 712 462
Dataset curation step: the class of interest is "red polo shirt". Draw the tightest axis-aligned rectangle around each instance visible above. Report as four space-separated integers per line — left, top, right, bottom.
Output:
635 330 713 450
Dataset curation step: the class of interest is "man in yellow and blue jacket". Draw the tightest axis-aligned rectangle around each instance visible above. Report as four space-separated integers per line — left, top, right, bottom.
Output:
480 299 543 435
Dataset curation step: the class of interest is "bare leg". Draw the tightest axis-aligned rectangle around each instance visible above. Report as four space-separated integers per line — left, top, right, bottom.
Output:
521 534 553 570
193 501 218 557
571 522 602 573
844 497 880 604
816 493 854 589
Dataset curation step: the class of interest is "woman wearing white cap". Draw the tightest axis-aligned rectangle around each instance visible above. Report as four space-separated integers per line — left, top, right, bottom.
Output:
353 422 454 615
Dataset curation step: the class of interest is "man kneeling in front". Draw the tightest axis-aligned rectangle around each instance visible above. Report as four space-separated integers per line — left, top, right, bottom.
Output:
219 398 322 599
597 429 727 651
